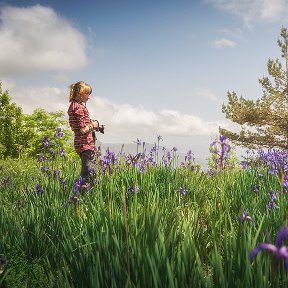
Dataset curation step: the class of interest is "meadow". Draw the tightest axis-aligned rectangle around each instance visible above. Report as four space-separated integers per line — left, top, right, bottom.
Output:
1 132 288 287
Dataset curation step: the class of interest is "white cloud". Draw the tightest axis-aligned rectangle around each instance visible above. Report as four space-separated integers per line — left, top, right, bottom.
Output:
193 87 221 103
209 37 236 48
0 5 88 75
10 85 68 113
8 84 225 138
216 28 243 36
1 78 16 91
205 0 288 27
5 84 231 157
89 97 225 138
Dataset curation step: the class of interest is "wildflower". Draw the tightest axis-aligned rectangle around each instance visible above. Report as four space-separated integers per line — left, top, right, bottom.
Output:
150 144 157 153
42 135 50 146
250 225 288 271
172 147 178 152
50 148 56 158
59 177 67 190
146 152 155 165
283 175 288 188
103 148 116 166
240 210 253 222
185 150 194 162
210 134 231 171
241 160 249 169
35 183 44 194
128 184 139 193
73 177 90 193
126 154 139 166
38 153 48 162
267 201 279 209
134 138 142 146
45 167 51 175
258 149 288 187
177 187 188 196
163 151 172 166
69 195 78 204
59 147 67 157
53 169 60 178
207 169 215 176
63 195 81 207
254 184 260 194
55 127 64 138
266 190 280 209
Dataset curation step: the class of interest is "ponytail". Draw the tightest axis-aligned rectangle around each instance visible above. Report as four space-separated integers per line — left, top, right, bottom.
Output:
69 81 92 102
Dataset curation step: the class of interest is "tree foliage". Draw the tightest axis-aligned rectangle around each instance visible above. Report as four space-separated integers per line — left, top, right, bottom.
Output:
220 27 288 150
0 83 72 159
0 84 23 159
22 108 72 157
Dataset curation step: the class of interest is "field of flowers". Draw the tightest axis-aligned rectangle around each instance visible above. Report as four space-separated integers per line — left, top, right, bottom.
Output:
1 131 288 287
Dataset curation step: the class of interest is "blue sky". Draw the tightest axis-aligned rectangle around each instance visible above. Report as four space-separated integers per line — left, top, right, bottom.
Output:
0 0 287 160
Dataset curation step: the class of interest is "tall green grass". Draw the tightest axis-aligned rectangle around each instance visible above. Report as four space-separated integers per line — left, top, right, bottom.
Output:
1 155 288 287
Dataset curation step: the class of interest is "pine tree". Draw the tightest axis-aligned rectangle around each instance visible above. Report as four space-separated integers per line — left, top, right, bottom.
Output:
220 27 288 150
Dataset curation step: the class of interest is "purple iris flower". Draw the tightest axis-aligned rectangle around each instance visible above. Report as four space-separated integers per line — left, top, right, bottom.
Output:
42 135 50 146
100 148 118 175
210 134 231 170
185 150 194 162
134 138 142 146
128 184 139 193
207 169 215 176
73 177 89 193
250 226 288 271
240 210 253 222
157 135 163 142
55 128 64 138
59 147 67 157
266 190 280 209
258 149 288 187
38 153 48 162
63 195 80 207
50 149 56 158
69 195 78 204
59 177 67 189
172 147 178 152
219 134 227 142
177 187 188 196
283 175 288 187
35 183 44 194
241 160 249 169
254 184 260 194
53 170 60 178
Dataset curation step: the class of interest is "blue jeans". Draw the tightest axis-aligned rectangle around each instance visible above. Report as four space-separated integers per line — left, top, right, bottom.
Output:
80 150 95 181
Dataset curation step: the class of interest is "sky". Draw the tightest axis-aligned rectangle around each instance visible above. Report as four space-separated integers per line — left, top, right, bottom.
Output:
0 0 287 161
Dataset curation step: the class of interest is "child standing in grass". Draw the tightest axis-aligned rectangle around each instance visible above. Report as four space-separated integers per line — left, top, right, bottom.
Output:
68 81 100 183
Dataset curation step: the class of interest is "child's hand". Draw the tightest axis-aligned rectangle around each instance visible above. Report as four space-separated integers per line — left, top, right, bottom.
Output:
92 120 99 129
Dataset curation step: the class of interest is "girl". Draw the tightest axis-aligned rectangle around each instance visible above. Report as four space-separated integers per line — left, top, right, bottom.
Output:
68 81 100 182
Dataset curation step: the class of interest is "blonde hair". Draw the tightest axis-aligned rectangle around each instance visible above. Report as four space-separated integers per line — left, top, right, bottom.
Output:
69 81 92 102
